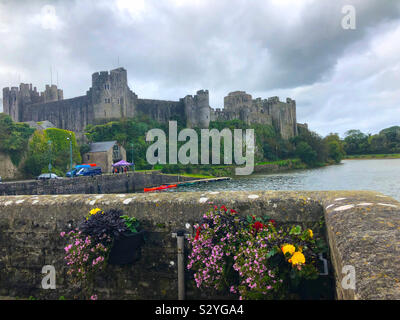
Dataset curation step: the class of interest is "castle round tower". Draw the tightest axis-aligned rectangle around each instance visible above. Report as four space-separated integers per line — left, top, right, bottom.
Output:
183 90 210 128
194 90 210 128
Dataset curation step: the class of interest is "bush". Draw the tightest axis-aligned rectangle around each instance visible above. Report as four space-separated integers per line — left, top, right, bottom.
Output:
0 113 35 166
23 128 81 178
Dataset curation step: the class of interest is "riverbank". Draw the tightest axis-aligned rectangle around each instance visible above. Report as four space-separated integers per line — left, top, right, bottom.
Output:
344 153 400 160
158 159 309 177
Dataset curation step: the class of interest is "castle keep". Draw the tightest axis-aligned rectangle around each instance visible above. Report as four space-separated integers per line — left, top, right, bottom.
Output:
2 67 299 139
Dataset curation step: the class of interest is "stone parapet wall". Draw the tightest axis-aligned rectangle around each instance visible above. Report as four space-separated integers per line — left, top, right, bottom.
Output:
316 191 400 300
0 191 398 300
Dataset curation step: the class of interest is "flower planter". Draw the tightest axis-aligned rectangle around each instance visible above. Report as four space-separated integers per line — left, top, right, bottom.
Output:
108 230 145 265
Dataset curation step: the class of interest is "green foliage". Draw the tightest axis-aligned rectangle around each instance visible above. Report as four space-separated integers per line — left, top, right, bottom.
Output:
344 130 369 155
295 142 318 166
120 215 140 234
292 126 328 166
324 133 346 164
344 126 400 156
85 115 167 170
79 144 91 158
23 128 81 178
289 225 302 236
344 126 400 155
83 116 352 174
0 113 35 166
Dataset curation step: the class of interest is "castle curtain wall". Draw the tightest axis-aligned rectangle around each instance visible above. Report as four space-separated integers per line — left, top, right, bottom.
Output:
22 96 93 135
136 99 185 124
3 68 299 142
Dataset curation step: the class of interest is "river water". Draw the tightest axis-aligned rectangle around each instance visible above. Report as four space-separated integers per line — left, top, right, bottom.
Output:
174 159 400 201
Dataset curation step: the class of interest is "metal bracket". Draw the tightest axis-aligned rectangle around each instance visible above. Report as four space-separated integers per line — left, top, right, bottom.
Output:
319 253 329 276
171 230 190 239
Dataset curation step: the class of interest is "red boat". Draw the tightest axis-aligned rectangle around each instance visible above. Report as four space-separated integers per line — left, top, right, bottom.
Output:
144 184 177 192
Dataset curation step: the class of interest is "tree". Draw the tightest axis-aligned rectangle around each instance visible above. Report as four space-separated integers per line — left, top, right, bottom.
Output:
0 113 35 166
23 128 81 177
344 130 369 155
324 134 346 163
295 142 317 166
292 126 328 164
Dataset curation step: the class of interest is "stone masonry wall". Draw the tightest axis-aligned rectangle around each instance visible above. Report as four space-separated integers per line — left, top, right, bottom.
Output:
22 96 92 135
0 191 325 300
0 172 195 196
0 190 399 299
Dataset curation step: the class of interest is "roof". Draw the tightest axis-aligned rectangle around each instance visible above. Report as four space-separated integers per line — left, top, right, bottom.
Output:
88 141 118 153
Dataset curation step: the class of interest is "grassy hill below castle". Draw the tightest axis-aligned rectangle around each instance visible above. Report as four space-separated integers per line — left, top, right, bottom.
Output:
84 116 346 175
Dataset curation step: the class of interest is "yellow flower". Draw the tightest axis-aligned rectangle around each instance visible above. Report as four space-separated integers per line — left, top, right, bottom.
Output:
288 252 306 266
281 244 296 256
308 229 313 239
88 208 102 217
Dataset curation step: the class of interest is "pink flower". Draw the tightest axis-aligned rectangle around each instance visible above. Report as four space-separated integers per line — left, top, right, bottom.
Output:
60 232 66 237
90 295 98 300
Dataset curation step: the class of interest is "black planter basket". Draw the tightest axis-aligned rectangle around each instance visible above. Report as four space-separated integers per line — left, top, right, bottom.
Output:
108 230 146 265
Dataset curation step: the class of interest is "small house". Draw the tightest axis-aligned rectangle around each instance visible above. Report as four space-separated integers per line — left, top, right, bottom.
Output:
84 141 126 173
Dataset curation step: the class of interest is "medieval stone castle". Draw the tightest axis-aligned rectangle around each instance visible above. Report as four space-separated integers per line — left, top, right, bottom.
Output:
2 67 301 140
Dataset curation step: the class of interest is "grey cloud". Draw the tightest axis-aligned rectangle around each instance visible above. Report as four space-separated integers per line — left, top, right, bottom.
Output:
0 0 399 136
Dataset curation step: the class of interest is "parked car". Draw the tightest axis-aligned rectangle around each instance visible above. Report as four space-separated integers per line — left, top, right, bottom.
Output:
36 173 61 180
66 164 98 177
76 166 102 177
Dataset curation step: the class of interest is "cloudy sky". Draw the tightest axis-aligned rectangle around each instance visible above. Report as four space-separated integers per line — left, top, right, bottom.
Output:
0 0 399 136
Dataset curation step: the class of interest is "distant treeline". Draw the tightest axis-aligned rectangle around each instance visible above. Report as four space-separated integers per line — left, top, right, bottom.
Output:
342 127 400 155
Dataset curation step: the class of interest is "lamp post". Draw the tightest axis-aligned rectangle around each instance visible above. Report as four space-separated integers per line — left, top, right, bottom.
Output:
67 134 73 177
48 140 52 175
130 142 134 172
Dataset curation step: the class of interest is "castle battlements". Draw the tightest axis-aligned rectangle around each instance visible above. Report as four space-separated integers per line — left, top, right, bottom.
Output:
211 91 298 139
2 67 299 140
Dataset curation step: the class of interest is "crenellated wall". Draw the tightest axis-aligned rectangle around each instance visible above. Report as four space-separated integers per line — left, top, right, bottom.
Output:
211 92 298 139
2 68 300 139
